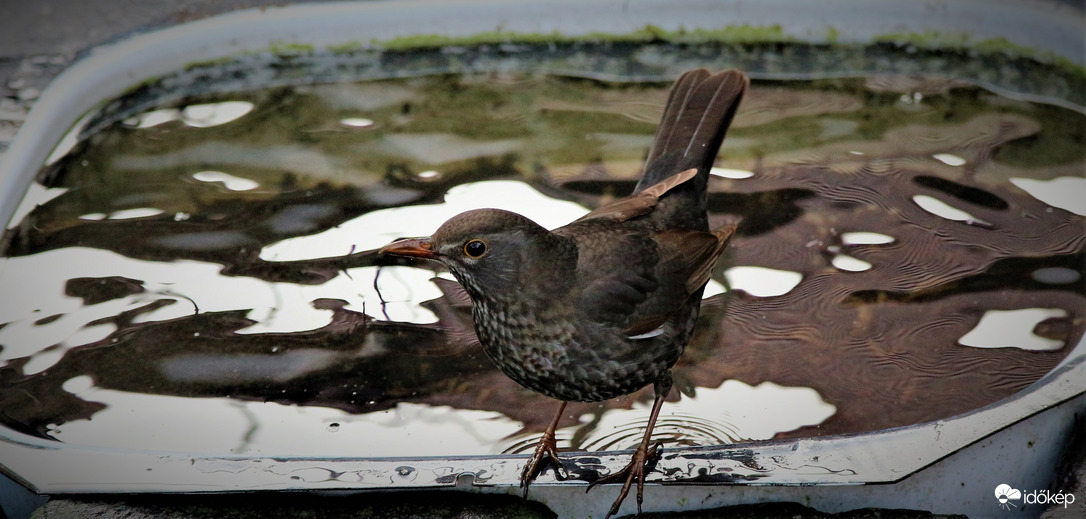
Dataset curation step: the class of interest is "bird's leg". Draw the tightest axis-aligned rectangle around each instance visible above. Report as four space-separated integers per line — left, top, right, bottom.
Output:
521 400 569 498
588 376 672 518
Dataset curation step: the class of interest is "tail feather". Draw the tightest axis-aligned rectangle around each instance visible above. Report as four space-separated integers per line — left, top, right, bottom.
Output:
635 69 748 231
643 69 711 174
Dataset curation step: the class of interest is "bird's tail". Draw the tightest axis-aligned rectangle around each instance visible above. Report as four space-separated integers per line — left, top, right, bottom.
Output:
635 69 748 231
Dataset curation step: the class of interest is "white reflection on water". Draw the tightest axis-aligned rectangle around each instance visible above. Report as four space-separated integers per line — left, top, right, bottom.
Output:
576 380 836 450
841 231 894 245
958 308 1068 351
5 183 67 230
339 117 375 128
1010 176 1086 216
260 180 591 261
709 167 754 179
932 153 966 166
724 266 802 297
192 170 260 191
103 207 165 220
52 374 523 455
912 194 991 226
0 248 441 374
123 101 255 129
831 254 872 272
50 374 833 456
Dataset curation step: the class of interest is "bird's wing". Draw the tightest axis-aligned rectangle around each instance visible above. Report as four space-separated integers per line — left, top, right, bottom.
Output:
653 223 737 295
575 246 661 325
570 223 735 332
571 168 697 224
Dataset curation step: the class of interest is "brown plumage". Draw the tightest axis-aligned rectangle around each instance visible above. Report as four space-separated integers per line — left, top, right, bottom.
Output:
380 68 748 517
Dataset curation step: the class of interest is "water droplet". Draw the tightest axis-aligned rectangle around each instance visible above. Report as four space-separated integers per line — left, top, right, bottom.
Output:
327 422 340 432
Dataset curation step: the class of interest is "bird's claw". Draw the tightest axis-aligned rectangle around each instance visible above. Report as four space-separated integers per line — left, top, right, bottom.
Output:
588 440 663 518
520 426 567 498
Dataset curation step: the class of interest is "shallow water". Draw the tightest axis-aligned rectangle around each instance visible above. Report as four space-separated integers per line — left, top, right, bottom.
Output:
0 72 1083 457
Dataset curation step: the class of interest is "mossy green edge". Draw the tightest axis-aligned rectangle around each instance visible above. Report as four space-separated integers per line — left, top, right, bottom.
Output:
169 24 1083 88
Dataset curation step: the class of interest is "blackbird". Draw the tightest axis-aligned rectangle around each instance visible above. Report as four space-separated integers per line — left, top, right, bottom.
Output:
379 68 747 517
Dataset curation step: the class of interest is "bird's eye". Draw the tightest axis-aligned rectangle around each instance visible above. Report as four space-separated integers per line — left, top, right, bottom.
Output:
463 239 488 258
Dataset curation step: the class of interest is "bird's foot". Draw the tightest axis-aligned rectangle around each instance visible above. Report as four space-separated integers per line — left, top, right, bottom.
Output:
587 440 662 518
520 424 568 498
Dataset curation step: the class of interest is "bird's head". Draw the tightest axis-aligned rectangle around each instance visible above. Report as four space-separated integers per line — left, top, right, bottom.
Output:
379 208 576 304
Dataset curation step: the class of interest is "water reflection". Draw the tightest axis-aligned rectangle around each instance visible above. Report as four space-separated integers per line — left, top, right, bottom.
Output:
53 374 525 455
723 267 803 297
122 101 255 129
959 308 1069 351
1010 176 1086 215
840 232 894 246
508 380 837 455
0 74 1082 458
5 184 67 230
259 180 590 262
933 153 967 167
830 254 872 272
193 171 260 192
339 118 375 128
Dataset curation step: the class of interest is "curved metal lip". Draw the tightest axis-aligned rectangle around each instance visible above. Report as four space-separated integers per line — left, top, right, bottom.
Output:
0 0 1083 496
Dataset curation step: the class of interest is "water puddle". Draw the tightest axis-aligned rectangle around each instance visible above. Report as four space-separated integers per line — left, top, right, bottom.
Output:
0 71 1082 458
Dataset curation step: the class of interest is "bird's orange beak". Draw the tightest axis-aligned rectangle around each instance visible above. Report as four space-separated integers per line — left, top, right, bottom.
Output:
378 237 438 259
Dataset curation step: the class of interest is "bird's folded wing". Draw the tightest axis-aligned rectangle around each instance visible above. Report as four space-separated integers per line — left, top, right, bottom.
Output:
654 224 737 294
576 224 735 335
577 260 660 326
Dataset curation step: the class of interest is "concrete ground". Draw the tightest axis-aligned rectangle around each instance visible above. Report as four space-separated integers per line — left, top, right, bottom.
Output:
0 2 1082 518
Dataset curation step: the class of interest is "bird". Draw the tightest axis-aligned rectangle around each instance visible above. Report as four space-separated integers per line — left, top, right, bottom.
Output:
379 68 748 517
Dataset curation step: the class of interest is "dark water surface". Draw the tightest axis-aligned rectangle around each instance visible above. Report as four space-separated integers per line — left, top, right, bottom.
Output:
1 72 1083 456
